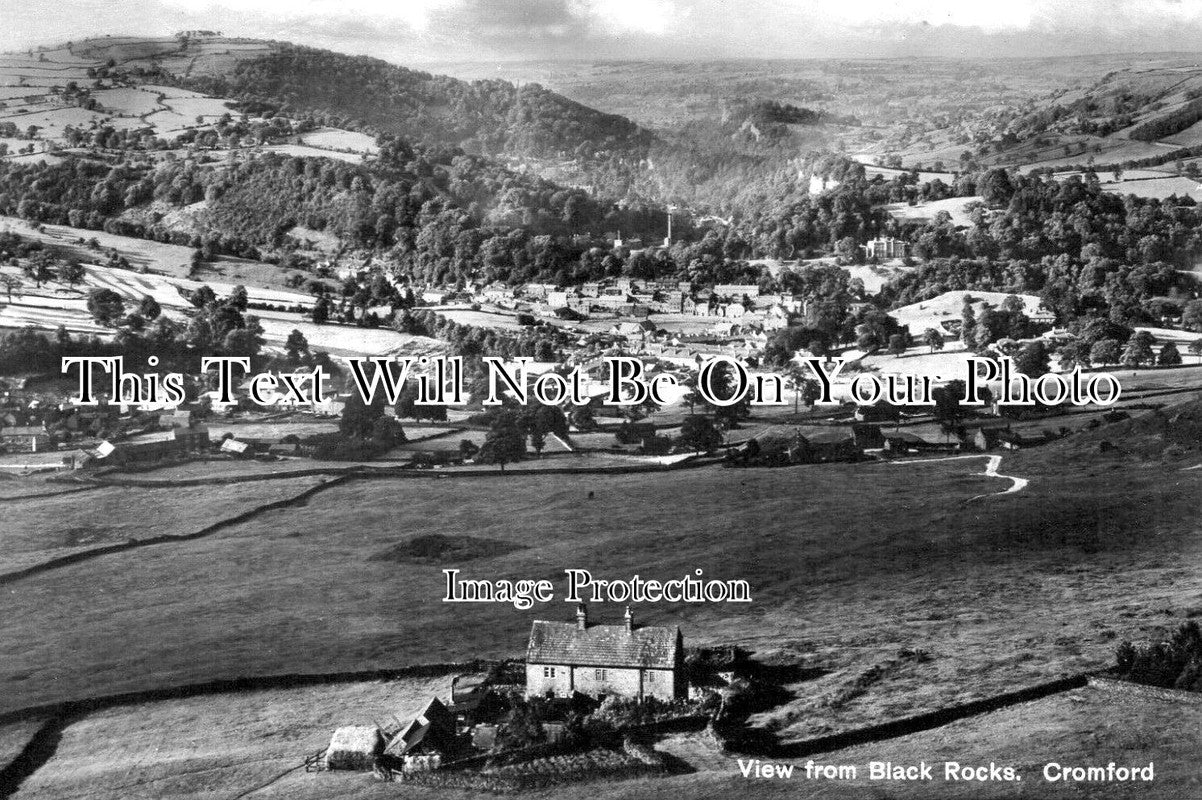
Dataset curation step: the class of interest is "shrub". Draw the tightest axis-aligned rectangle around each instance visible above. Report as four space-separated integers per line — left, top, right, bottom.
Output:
1115 621 1202 691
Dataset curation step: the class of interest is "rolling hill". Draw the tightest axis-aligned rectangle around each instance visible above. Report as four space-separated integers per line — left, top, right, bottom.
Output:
179 46 655 161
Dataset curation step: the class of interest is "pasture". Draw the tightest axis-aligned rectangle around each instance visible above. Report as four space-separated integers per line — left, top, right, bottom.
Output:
0 476 328 577
0 431 1197 746
10 675 452 800
299 127 378 154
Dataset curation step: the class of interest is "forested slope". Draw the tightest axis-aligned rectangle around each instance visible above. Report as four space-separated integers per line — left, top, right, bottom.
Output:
181 47 654 161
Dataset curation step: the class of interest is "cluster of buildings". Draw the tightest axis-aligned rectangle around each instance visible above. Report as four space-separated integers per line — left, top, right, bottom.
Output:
0 385 212 471
471 278 799 326
325 607 701 775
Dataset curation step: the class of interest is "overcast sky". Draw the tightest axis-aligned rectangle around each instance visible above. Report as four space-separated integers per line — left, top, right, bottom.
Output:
7 0 1202 62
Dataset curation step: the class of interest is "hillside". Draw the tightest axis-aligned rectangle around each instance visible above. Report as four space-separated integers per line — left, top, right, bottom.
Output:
1035 394 1202 463
173 45 654 162
858 58 1202 181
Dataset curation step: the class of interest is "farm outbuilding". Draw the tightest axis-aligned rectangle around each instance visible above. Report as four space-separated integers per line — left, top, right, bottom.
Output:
382 696 458 772
325 725 382 771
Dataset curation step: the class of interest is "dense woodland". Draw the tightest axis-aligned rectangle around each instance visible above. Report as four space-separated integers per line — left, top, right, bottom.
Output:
1 145 1198 331
179 47 654 162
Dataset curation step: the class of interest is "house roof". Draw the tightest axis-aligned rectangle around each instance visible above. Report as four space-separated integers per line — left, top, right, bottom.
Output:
883 431 926 444
384 697 455 757
800 429 856 447
1 426 46 436
527 620 680 669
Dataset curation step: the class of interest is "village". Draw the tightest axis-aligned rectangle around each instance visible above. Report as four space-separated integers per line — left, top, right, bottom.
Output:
2 220 1189 477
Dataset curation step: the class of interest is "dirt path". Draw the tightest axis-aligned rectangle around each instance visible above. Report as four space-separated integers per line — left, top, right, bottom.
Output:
891 454 1029 501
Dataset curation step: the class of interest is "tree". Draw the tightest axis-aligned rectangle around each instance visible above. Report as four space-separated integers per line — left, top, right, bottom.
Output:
923 328 944 353
228 284 249 311
1183 300 1202 332
887 333 908 358
1057 337 1090 371
1090 338 1121 366
698 358 749 428
1157 341 1182 367
25 250 55 287
370 416 406 446
677 415 722 453
191 284 217 308
139 294 161 320
1189 338 1202 363
801 378 821 409
86 287 124 326
478 411 525 470
339 390 385 438
1014 340 1050 377
1121 331 1156 368
222 315 265 358
1001 294 1025 314
961 298 976 347
569 404 597 432
59 260 85 287
311 295 331 325
932 380 967 440
284 329 310 365
0 273 22 302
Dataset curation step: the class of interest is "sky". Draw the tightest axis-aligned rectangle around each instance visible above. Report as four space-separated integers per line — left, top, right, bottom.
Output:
7 0 1202 62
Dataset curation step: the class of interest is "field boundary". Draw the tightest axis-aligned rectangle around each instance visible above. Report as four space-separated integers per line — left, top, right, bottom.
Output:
83 455 716 488
0 660 490 800
0 474 353 586
718 673 1091 758
0 458 722 586
0 484 105 504
1087 675 1202 705
0 669 1098 799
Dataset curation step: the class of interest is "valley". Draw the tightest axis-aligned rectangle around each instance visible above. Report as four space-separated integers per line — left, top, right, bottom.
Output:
0 25 1200 800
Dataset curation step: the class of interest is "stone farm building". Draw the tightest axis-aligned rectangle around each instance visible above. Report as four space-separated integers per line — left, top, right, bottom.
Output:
526 606 683 702
0 425 49 453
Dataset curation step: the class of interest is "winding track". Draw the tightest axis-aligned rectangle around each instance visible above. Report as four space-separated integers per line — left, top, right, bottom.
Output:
891 453 1029 501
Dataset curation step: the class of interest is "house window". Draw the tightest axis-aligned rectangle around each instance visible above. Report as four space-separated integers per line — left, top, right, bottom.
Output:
543 666 556 678
647 671 655 683
594 669 606 681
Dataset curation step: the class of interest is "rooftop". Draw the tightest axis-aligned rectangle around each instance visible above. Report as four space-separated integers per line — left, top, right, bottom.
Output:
527 611 680 669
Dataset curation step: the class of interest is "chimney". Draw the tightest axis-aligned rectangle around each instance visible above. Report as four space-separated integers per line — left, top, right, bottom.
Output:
576 603 588 631
623 606 634 632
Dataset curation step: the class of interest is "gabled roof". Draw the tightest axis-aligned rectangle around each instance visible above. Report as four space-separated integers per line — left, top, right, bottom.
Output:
527 620 680 669
384 696 455 757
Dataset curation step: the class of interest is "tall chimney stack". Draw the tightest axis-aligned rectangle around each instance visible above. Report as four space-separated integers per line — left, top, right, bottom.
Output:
623 606 634 632
576 603 588 631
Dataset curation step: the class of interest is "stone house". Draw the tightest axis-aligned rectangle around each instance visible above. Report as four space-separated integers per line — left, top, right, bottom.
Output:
0 425 50 453
526 606 683 702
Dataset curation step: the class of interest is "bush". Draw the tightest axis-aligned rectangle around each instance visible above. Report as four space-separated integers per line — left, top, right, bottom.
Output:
1115 621 1202 691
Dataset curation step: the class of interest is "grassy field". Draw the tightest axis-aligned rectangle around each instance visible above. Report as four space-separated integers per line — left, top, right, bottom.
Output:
10 675 451 800
0 476 329 577
2 402 1200 738
14 680 1196 799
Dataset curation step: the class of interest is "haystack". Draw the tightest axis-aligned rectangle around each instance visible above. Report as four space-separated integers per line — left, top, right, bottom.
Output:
325 725 382 771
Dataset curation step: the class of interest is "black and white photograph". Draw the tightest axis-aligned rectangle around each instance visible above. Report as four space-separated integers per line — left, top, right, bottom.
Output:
0 1 1200 797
